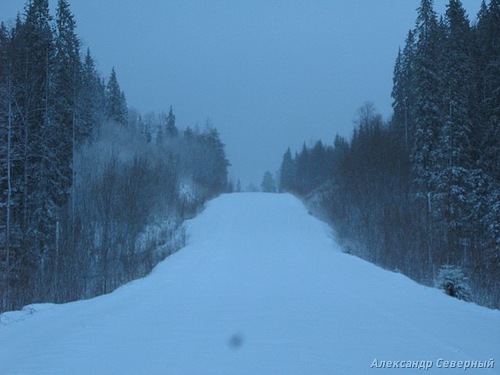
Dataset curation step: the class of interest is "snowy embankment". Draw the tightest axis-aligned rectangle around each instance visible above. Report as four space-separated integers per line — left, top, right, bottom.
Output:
0 193 498 374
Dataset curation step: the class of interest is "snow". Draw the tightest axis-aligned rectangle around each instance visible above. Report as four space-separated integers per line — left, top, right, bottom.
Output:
177 180 197 204
134 217 185 263
0 193 499 374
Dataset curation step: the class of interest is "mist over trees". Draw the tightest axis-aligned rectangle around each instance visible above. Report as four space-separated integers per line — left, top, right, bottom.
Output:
261 171 277 193
280 0 500 308
0 0 229 312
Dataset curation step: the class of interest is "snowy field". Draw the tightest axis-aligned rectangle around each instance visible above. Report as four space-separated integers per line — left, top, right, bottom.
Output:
0 193 498 374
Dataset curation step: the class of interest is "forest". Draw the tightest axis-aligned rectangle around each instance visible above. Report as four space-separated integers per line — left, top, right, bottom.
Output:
280 0 500 308
0 0 229 312
1 0 499 313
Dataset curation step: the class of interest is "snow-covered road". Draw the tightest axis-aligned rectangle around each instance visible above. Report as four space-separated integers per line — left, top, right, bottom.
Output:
0 193 498 374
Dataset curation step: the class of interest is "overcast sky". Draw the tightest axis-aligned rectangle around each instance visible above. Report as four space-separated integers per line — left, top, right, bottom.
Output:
1 0 482 186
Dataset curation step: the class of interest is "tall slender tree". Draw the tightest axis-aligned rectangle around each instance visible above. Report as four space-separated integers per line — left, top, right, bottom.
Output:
15 0 58 298
429 0 475 262
412 0 442 198
165 105 178 137
475 0 500 182
79 48 104 142
279 148 294 192
392 30 417 147
105 67 127 125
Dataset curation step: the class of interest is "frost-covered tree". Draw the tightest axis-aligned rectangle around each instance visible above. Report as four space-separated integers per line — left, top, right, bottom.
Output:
14 0 59 300
427 0 475 263
276 0 500 309
435 265 472 301
0 0 231 312
474 0 500 183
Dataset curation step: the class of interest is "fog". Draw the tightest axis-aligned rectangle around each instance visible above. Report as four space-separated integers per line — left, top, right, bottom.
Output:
1 0 482 186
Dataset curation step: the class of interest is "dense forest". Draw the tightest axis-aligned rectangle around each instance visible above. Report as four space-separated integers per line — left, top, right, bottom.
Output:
280 0 500 308
0 0 229 312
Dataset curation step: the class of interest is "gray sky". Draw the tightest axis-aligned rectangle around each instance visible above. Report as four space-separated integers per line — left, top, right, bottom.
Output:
1 0 482 186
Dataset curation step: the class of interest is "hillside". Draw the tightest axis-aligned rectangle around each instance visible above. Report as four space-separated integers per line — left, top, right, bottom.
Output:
0 193 498 374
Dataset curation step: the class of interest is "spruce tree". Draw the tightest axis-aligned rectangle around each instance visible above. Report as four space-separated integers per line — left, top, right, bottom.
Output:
475 0 500 183
53 0 80 203
392 30 417 147
261 171 276 193
105 67 127 125
79 48 103 141
0 22 13 311
391 48 405 132
412 0 443 201
279 148 294 193
156 124 164 146
441 0 473 169
19 0 58 295
432 0 475 261
165 105 178 137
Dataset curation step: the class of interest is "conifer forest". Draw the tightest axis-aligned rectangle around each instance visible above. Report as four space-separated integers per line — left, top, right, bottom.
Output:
0 0 229 312
280 0 500 308
1 0 499 313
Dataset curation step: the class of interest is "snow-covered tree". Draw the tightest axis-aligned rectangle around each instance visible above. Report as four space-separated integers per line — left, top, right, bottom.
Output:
435 264 472 301
0 0 232 312
412 0 443 200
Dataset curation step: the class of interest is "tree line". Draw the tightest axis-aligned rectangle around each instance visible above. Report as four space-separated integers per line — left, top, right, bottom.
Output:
0 0 229 312
280 0 499 308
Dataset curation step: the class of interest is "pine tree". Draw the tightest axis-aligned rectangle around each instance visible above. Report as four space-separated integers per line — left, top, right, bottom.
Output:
430 0 475 261
295 143 313 195
53 0 80 201
105 67 127 125
15 0 58 298
412 0 443 200
441 0 473 169
156 124 164 146
279 147 295 193
309 140 330 188
435 264 472 301
261 171 276 193
0 22 13 310
1 0 80 307
188 125 229 197
165 105 178 137
392 30 417 146
79 48 104 141
392 48 404 130
475 0 500 183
